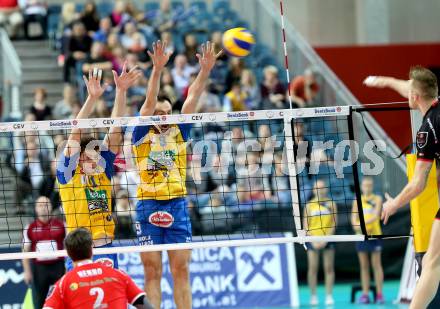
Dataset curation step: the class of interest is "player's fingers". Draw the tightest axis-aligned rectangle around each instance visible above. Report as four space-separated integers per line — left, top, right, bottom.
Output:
128 65 139 74
152 41 156 54
163 40 168 51
122 61 127 75
216 49 224 58
211 41 215 54
88 69 92 81
201 43 205 56
93 67 98 80
147 50 153 59
364 76 377 86
97 69 103 81
82 75 88 85
385 192 391 200
196 53 201 61
112 70 118 80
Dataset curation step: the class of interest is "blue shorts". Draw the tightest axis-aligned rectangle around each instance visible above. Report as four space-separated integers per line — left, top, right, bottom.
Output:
65 242 118 271
356 239 383 252
305 242 335 251
136 198 192 245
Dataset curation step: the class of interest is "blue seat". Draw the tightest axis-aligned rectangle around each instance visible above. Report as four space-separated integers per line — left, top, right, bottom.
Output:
47 13 60 40
75 3 84 13
190 1 207 12
213 0 230 13
171 1 185 11
97 2 113 18
233 20 250 29
144 2 159 12
47 4 61 15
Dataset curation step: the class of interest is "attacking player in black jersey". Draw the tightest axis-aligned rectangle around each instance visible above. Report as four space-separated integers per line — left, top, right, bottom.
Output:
365 66 439 309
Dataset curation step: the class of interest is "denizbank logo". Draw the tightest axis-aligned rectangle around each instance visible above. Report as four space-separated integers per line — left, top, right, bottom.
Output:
226 112 253 119
49 120 74 129
314 106 342 115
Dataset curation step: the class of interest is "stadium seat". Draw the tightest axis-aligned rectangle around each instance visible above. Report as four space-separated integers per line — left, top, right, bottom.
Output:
213 0 230 13
190 1 208 12
171 1 185 11
47 4 61 15
97 2 113 18
75 3 84 13
144 2 159 12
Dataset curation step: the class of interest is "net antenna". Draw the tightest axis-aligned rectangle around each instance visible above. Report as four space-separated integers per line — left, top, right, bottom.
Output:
279 0 303 239
279 0 293 110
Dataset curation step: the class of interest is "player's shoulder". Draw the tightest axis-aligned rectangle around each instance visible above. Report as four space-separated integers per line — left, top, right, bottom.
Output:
429 101 440 121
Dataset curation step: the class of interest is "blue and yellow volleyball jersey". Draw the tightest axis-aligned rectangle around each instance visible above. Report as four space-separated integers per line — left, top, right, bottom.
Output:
132 124 192 200
56 151 116 242
305 197 336 236
361 194 382 235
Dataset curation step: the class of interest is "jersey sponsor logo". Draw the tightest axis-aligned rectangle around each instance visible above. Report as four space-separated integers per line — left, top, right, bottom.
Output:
149 211 174 228
192 115 203 120
85 188 110 214
95 257 115 268
69 282 79 291
417 131 428 148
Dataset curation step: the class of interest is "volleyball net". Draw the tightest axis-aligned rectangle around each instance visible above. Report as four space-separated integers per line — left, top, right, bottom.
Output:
0 105 394 260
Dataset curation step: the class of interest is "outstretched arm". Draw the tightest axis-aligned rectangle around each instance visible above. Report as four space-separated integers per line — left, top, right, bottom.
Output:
181 41 222 114
382 160 433 224
104 62 142 154
364 76 410 98
140 40 172 116
64 69 107 157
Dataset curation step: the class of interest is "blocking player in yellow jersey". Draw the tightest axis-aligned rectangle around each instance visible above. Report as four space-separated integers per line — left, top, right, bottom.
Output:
303 179 337 306
351 177 385 304
57 64 141 271
132 41 221 309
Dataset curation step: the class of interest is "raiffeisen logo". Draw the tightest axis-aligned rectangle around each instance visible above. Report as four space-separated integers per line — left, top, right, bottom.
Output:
49 120 73 128
314 106 342 115
227 112 250 119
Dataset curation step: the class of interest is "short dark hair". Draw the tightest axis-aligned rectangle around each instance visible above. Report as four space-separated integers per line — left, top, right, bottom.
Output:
157 94 171 104
80 135 99 153
409 66 438 100
64 228 93 262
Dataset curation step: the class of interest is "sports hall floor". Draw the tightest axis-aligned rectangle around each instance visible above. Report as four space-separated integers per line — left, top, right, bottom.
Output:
261 281 408 308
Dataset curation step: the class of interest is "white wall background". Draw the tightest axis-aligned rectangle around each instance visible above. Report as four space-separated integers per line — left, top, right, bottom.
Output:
273 0 440 46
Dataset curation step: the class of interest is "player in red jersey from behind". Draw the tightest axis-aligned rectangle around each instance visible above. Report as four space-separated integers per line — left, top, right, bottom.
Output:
43 228 153 309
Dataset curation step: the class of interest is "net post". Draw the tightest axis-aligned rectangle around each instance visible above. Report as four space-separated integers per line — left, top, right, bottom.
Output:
283 111 304 238
348 106 368 239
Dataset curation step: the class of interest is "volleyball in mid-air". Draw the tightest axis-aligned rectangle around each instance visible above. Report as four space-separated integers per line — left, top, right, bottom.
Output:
222 27 255 57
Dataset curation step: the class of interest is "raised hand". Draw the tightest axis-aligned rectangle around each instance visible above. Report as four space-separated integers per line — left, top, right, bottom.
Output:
381 193 397 225
83 68 107 99
363 76 388 88
113 61 142 91
147 40 171 70
196 41 223 72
